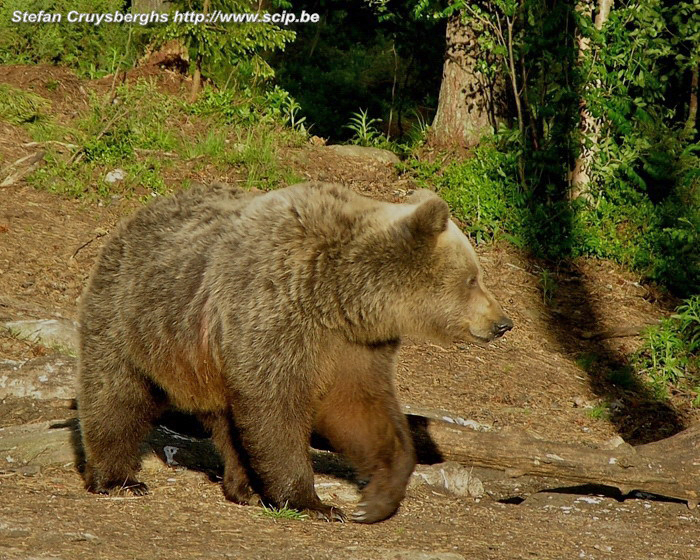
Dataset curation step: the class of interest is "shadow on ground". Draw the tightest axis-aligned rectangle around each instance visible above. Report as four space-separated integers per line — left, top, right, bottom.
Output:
515 1 684 445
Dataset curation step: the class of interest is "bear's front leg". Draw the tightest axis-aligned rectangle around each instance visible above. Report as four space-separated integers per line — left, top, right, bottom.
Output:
315 377 416 523
231 394 346 522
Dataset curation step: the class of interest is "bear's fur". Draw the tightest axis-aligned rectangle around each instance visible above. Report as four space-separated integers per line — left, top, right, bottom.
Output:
77 181 512 523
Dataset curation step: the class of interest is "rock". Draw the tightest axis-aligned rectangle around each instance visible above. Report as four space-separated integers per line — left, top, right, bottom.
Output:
3 318 79 353
327 144 400 165
104 168 126 183
17 464 41 476
0 355 77 400
0 421 76 468
314 480 361 503
410 461 484 498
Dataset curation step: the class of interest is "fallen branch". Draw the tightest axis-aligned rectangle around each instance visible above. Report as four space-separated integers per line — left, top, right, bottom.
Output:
22 141 79 150
71 230 109 260
0 151 46 187
580 321 660 340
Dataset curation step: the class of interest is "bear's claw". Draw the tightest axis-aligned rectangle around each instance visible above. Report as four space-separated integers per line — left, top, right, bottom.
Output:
306 506 346 523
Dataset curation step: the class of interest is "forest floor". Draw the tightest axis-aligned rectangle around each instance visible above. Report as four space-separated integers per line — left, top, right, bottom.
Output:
0 64 698 560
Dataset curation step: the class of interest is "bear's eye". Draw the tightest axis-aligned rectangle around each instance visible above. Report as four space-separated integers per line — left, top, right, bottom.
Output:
466 277 477 287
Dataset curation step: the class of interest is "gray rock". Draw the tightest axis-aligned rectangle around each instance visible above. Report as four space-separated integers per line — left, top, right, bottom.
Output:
410 461 484 498
327 144 400 165
0 355 77 400
314 479 361 503
104 168 126 183
4 318 79 353
0 422 75 468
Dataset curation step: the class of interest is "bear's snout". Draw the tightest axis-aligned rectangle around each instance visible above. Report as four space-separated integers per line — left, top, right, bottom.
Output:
492 316 514 338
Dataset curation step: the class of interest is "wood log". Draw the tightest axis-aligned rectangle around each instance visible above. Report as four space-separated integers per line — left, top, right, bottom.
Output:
580 322 659 340
405 411 700 508
0 150 45 187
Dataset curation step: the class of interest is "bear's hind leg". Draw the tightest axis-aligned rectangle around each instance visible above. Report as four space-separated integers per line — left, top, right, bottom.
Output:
315 381 416 524
200 411 258 505
79 357 163 496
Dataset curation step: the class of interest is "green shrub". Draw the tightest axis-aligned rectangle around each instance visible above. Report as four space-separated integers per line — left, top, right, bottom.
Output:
410 133 699 296
345 109 386 148
0 0 140 76
634 296 700 403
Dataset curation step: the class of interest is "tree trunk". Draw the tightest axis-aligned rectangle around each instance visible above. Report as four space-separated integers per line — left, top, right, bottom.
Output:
430 13 502 149
570 0 614 201
189 0 211 103
132 0 171 11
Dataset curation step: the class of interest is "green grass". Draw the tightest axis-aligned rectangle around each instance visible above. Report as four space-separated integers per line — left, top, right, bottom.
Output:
586 402 612 421
259 504 308 521
575 352 599 373
181 129 228 161
5 78 304 200
0 84 50 125
538 268 557 305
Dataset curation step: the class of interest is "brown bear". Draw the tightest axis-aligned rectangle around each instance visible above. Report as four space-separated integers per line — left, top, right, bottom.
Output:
77 181 512 523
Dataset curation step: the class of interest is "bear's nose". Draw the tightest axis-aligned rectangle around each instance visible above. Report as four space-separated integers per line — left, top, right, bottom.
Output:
493 317 514 338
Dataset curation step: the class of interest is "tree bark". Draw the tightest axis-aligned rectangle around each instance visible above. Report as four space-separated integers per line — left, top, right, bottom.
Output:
570 0 614 201
132 0 171 11
189 0 211 103
430 13 502 149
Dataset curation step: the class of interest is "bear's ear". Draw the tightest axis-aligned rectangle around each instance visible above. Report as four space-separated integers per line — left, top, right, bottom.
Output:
405 188 438 204
401 197 450 243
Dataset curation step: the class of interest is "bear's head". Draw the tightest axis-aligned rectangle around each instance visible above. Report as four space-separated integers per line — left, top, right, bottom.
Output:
386 190 513 344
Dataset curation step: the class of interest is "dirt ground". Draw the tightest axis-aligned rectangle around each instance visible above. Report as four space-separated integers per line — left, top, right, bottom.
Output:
1 65 699 560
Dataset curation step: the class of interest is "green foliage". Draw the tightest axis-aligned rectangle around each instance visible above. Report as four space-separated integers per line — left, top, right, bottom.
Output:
154 0 295 82
24 78 301 199
266 87 308 134
345 109 386 147
0 0 295 84
538 268 556 305
0 0 141 77
634 296 700 402
403 109 431 149
77 82 179 165
221 127 302 190
405 0 699 297
410 132 699 296
187 86 307 137
273 0 444 140
409 138 524 245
